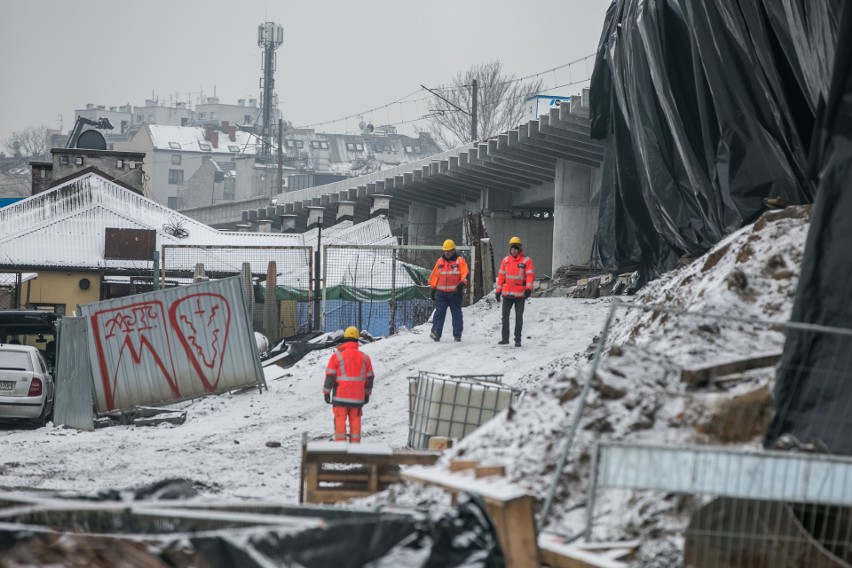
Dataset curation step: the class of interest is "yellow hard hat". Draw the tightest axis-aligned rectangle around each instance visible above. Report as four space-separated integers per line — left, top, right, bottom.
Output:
442 239 456 251
343 326 360 341
509 236 522 246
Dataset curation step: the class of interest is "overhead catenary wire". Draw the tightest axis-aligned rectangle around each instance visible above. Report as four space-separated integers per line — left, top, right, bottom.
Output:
294 54 597 135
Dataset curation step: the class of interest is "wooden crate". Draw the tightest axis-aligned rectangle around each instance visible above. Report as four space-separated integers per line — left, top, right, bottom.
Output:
299 434 440 504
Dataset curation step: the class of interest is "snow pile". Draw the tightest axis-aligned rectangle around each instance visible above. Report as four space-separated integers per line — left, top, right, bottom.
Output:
371 206 811 561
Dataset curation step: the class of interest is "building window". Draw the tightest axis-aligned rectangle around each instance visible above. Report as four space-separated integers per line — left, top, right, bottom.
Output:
181 118 189 126
59 155 69 165
346 143 355 151
355 143 364 151
228 145 240 153
198 113 206 119
120 120 128 134
210 112 217 119
136 116 143 123
413 146 421 154
75 156 84 166
171 154 181 165
285 140 294 148
167 197 178 209
168 169 184 184
311 141 321 149
404 146 414 153
320 141 328 149
244 114 251 123
116 159 124 168
199 143 212 151
39 169 47 179
169 142 181 150
147 114 154 122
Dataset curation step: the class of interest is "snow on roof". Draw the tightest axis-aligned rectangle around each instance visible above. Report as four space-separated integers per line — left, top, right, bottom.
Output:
0 171 396 273
146 124 261 155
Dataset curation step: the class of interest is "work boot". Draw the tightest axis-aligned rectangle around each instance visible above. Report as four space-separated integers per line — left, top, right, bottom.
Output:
514 339 522 347
430 331 440 342
498 339 509 345
454 336 461 342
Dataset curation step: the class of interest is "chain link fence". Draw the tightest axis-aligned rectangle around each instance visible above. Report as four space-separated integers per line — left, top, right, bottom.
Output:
538 301 852 566
161 245 314 339
322 244 475 337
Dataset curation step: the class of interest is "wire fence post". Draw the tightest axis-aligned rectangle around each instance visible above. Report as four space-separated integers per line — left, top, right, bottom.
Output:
538 299 620 532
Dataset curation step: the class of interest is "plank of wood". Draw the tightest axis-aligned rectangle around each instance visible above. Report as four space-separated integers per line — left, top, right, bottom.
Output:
402 466 529 502
368 464 379 492
299 432 307 504
304 489 376 504
486 495 539 568
538 536 629 568
680 353 781 384
475 465 506 478
449 459 479 472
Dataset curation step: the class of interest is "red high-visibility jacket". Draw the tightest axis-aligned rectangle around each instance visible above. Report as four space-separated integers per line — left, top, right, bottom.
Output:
323 341 374 408
496 252 534 298
428 253 469 293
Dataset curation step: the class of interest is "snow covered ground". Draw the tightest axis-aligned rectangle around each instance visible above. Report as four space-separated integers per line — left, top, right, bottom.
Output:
0 206 811 566
0 297 610 501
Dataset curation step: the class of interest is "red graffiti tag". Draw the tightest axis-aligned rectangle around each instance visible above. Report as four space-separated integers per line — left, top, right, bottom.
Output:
169 293 231 392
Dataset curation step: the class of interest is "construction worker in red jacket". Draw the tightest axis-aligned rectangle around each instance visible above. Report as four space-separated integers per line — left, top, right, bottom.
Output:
428 239 469 342
495 236 534 347
323 326 374 443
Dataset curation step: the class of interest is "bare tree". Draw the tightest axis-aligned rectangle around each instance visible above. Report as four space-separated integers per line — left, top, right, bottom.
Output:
422 61 544 150
3 126 50 159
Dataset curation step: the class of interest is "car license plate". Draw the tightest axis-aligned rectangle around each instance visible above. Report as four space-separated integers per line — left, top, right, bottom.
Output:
0 380 13 390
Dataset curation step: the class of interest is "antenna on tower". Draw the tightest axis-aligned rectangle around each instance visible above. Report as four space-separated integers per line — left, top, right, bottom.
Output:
257 21 284 160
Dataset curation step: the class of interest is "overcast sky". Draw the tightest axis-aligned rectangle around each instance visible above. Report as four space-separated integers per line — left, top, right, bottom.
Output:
0 1 609 148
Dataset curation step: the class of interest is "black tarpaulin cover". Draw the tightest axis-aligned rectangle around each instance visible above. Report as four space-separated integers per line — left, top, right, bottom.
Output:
766 1 852 454
590 0 840 280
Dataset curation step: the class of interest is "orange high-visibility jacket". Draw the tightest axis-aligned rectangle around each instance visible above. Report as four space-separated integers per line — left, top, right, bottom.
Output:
428 253 469 293
496 252 534 298
323 341 374 408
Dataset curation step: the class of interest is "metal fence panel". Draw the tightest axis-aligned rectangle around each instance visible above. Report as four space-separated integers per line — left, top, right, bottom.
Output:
322 245 476 337
161 244 314 337
547 301 852 564
80 277 263 414
53 316 95 431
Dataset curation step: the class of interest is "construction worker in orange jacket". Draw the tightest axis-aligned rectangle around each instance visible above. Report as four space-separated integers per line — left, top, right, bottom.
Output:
428 239 469 342
495 236 534 347
323 326 375 443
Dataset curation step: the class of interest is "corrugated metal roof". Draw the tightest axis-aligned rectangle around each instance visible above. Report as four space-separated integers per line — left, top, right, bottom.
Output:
0 172 395 271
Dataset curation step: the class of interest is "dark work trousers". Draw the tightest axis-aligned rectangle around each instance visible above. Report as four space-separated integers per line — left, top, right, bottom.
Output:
501 297 526 342
432 291 463 339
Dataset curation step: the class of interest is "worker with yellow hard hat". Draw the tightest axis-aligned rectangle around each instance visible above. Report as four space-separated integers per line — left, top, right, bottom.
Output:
427 239 469 342
495 236 535 347
323 326 375 443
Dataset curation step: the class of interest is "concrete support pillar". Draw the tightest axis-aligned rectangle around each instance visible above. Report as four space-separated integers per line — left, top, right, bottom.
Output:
370 194 390 218
336 201 355 223
306 206 324 231
407 203 438 245
552 159 600 270
279 214 297 233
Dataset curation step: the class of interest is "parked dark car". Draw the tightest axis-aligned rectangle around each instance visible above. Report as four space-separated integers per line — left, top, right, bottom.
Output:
0 310 60 371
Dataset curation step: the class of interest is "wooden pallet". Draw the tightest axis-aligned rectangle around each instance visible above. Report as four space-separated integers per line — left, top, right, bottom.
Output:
299 433 440 504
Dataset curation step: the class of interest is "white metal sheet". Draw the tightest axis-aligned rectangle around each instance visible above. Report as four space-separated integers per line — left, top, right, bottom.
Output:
597 442 852 506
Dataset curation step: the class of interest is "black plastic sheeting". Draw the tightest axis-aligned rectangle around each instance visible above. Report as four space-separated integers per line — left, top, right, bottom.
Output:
0 481 504 568
766 1 852 455
590 0 840 281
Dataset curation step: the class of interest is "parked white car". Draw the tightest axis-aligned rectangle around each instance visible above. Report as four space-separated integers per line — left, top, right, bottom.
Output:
0 344 54 427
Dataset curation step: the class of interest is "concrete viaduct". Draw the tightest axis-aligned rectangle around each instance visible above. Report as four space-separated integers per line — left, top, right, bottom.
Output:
183 89 603 276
